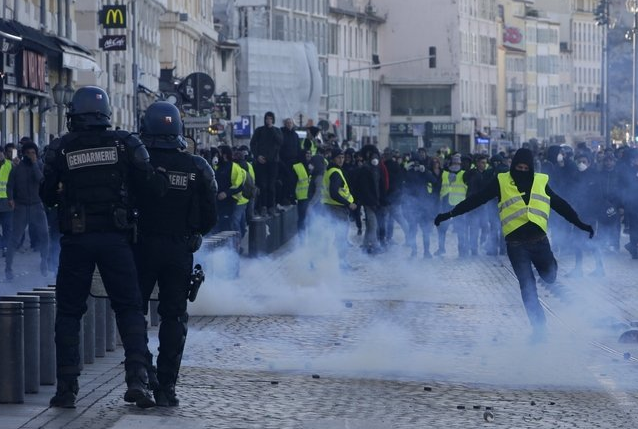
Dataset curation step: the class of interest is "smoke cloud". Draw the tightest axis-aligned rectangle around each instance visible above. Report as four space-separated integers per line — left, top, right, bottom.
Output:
183 212 638 390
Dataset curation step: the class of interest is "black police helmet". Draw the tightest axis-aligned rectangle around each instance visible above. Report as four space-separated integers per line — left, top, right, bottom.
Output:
67 86 112 130
140 101 186 149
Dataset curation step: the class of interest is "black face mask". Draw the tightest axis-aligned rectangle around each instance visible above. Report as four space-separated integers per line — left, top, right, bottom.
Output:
510 169 534 192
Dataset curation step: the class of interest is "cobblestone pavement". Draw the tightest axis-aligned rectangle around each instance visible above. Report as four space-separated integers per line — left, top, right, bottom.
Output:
4 227 638 428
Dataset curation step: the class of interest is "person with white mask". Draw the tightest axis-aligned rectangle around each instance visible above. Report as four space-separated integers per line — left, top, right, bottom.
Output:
566 152 605 277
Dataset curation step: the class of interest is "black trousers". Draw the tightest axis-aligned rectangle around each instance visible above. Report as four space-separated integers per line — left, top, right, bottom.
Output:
54 232 149 379
254 160 278 210
506 236 557 332
134 235 192 386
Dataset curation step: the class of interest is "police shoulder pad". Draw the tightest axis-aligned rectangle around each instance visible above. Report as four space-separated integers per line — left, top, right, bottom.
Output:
192 154 214 182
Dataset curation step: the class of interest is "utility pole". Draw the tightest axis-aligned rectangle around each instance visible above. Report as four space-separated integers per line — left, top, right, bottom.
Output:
506 84 525 146
596 0 610 147
132 0 139 131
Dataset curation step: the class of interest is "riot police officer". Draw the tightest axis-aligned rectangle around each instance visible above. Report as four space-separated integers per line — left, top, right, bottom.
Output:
40 86 168 408
136 101 217 406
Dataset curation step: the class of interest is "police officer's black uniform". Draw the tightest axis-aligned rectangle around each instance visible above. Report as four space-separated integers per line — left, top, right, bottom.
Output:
40 86 168 409
135 101 217 406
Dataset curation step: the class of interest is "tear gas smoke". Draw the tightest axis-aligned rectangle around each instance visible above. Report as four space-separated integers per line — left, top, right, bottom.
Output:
183 212 637 390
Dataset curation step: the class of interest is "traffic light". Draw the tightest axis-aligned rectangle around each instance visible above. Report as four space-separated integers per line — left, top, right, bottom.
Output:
429 46 437 68
594 0 609 26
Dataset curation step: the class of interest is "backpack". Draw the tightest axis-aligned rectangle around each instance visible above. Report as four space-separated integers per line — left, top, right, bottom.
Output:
241 167 257 199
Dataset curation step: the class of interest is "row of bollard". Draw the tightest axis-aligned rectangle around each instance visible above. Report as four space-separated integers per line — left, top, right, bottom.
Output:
0 284 160 404
248 205 298 257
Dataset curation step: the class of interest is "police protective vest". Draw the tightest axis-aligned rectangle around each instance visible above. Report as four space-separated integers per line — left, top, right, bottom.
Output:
139 148 201 235
231 162 248 205
497 172 551 237
292 162 310 200
440 170 467 205
0 161 12 199
321 167 353 206
56 130 134 233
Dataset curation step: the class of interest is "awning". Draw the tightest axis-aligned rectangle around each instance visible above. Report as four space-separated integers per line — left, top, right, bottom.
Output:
4 20 61 56
0 21 22 54
55 36 100 72
60 44 101 72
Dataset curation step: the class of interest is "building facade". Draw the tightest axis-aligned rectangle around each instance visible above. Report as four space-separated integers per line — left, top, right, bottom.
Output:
0 0 99 145
376 0 499 154
75 0 166 131
327 0 383 145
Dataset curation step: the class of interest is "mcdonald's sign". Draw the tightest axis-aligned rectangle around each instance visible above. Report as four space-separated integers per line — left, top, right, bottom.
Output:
99 5 126 29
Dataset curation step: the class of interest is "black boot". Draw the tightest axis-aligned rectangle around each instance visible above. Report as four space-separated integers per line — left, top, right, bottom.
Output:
50 378 79 408
154 383 179 407
124 367 155 408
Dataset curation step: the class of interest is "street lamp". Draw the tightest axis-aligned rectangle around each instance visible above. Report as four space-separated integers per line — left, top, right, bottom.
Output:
627 0 638 143
63 85 74 105
52 83 65 106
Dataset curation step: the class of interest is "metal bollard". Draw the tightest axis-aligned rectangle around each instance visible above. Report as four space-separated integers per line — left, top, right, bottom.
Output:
0 296 40 393
94 298 106 357
18 291 56 385
149 301 159 327
84 296 95 364
105 301 116 351
0 301 24 403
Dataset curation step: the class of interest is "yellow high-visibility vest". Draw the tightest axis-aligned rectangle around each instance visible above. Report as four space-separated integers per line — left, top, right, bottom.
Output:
497 172 551 237
321 167 353 206
0 161 11 199
301 138 317 155
441 170 467 205
231 162 248 205
292 162 310 200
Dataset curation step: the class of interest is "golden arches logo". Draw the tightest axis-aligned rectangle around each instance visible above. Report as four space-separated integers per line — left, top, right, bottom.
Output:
101 6 126 28
105 9 124 25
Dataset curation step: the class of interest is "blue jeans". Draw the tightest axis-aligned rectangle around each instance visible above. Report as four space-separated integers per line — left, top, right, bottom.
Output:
233 203 247 237
506 236 557 331
6 203 49 273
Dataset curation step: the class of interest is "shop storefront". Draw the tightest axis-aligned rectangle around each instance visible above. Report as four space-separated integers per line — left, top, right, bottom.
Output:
389 121 456 154
0 19 98 146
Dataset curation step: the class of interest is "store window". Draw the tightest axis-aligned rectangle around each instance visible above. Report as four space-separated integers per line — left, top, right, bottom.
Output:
391 87 452 116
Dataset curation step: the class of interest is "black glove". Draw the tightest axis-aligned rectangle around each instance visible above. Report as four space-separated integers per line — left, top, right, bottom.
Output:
434 212 452 227
579 223 594 239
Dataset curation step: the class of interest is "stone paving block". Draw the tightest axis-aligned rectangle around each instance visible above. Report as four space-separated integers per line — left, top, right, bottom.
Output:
303 419 392 429
111 416 208 428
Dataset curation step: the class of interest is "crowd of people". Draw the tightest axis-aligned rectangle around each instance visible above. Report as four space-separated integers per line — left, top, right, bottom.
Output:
196 114 638 276
3 105 637 405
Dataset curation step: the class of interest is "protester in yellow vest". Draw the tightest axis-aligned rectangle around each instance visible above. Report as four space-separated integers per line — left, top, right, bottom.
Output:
292 149 312 239
232 146 255 240
302 126 320 155
436 153 469 256
321 148 356 270
212 145 244 234
0 147 13 255
434 148 594 343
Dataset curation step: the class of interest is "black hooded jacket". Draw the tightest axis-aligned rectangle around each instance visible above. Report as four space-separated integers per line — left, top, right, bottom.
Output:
280 125 299 165
448 149 587 242
250 112 283 162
